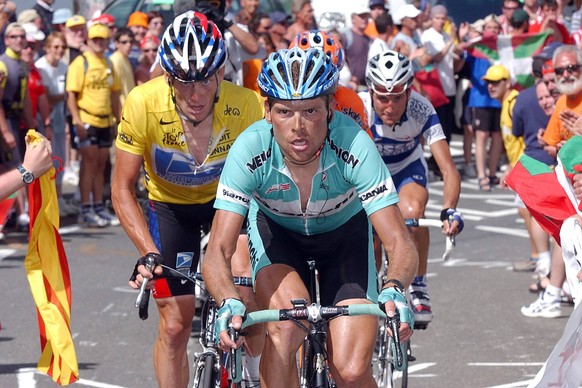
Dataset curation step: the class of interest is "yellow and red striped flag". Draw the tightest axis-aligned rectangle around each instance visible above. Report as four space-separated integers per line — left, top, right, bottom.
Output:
24 130 79 385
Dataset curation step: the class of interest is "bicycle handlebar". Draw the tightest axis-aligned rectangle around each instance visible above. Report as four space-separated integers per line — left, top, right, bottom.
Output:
133 264 253 320
241 303 385 329
404 217 456 261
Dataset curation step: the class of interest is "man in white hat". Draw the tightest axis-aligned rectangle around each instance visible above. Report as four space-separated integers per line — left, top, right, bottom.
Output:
390 3 431 70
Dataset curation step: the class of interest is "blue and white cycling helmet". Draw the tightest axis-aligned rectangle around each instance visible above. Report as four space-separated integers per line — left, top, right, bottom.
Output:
158 11 227 82
257 47 339 100
365 50 414 95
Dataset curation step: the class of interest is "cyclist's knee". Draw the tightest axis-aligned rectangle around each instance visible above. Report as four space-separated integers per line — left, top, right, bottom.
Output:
266 321 304 351
331 361 371 386
159 319 190 347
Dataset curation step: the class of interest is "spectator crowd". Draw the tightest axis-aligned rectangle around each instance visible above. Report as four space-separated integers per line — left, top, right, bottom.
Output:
1 0 581 322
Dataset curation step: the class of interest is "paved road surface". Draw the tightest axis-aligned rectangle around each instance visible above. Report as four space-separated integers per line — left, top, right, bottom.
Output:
0 140 574 387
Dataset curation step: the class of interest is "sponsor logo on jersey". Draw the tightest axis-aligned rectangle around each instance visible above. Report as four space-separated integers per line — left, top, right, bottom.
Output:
159 117 177 125
246 148 272 173
265 183 291 194
118 131 133 145
162 130 185 146
153 146 224 186
360 184 389 202
221 188 250 204
223 104 241 116
176 252 193 269
329 139 360 168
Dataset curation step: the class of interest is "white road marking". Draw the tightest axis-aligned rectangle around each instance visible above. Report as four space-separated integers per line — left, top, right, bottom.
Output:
17 368 127 388
113 286 136 293
439 258 512 269
469 363 544 366
0 248 16 261
484 380 534 388
476 225 530 238
59 225 81 235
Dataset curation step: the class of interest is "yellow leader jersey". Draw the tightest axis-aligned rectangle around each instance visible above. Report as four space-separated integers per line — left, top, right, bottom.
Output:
116 76 265 205
66 51 121 128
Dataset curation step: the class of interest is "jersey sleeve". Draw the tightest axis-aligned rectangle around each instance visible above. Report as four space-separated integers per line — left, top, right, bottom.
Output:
214 124 264 216
333 117 400 216
65 56 84 93
412 93 446 145
115 86 146 155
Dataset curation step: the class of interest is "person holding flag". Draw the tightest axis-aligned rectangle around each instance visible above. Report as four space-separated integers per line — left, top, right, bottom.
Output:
0 132 53 200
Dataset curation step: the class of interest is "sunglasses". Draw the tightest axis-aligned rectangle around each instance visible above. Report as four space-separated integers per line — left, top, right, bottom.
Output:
8 34 25 39
372 83 408 96
118 39 133 44
143 48 157 53
554 64 582 75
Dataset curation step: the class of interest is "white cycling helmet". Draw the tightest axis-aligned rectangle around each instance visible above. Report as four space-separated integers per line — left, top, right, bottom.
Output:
365 50 414 95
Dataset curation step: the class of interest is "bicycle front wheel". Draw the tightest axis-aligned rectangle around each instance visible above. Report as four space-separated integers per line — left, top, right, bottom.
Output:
373 325 409 388
193 353 219 388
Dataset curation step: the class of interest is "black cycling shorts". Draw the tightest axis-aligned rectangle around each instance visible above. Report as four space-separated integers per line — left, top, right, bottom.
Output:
149 200 215 298
248 209 378 306
75 125 114 149
471 107 501 133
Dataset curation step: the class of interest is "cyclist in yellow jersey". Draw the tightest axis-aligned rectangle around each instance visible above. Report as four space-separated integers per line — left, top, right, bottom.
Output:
111 11 264 388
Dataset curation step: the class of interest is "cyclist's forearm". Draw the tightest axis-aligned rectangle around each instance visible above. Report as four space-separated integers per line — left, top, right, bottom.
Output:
385 235 418 288
440 167 461 209
114 188 158 255
203 245 240 303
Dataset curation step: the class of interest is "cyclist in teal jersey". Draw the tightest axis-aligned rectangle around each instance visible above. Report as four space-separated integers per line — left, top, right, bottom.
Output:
202 46 419 386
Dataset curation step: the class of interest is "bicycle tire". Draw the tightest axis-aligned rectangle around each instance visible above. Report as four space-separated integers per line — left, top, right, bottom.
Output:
387 338 408 388
193 353 219 388
373 323 392 388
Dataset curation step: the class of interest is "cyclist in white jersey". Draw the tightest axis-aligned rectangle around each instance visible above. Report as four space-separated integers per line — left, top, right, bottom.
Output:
359 50 463 327
202 47 419 386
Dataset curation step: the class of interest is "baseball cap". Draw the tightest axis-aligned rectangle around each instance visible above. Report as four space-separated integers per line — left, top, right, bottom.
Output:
140 35 159 49
92 13 115 25
542 59 554 75
23 22 45 42
66 15 86 28
88 23 109 39
482 65 510 82
535 42 561 60
369 0 386 8
352 0 371 16
510 9 529 24
393 4 421 25
52 8 73 25
269 11 292 25
430 5 448 18
128 11 148 28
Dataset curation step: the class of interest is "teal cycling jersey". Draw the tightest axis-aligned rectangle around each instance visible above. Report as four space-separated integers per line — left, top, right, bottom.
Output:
215 112 400 235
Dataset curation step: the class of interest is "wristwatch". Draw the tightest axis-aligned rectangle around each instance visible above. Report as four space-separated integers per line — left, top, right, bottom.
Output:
17 165 34 184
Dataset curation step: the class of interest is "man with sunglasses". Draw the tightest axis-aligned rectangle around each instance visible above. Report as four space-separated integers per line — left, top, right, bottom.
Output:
112 11 264 387
542 45 582 156
359 50 462 329
0 22 37 233
109 27 135 105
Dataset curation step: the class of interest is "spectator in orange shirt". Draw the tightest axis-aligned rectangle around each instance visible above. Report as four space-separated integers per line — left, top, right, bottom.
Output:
364 0 388 39
542 45 582 156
